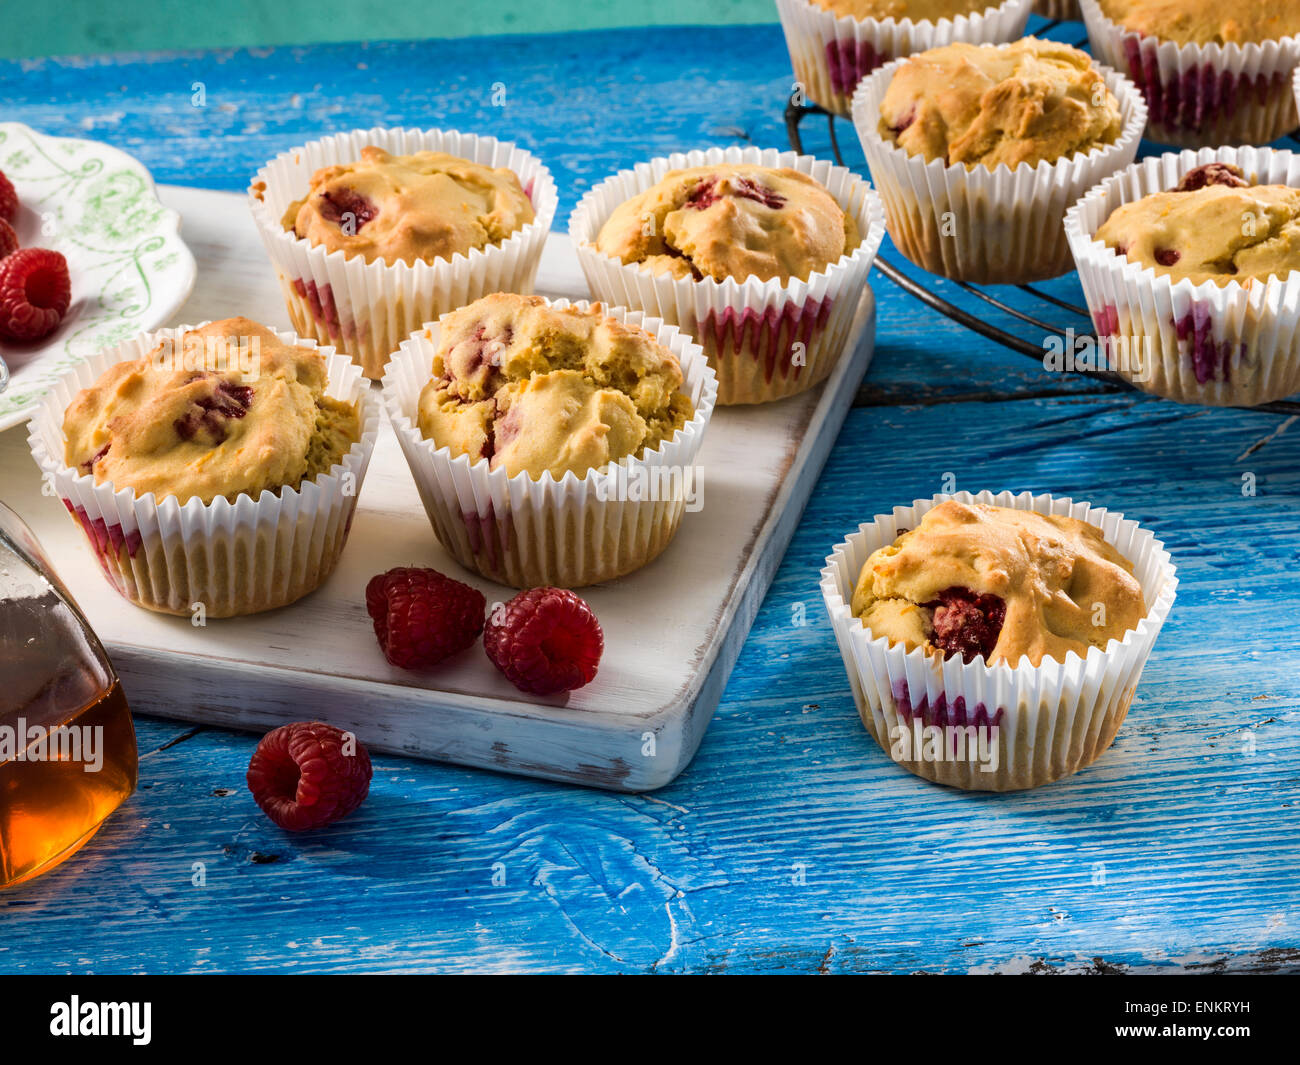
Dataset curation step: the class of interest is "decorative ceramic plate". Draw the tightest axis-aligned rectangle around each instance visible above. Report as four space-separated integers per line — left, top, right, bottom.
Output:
0 122 196 431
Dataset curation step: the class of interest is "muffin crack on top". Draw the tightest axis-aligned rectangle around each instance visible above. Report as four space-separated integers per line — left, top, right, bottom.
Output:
851 501 1147 667
812 0 1001 20
416 293 694 481
62 317 362 505
878 38 1123 169
1096 163 1300 285
281 146 535 267
593 164 860 284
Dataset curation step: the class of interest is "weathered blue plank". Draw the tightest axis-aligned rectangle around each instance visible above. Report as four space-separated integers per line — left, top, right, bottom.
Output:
3 393 1297 973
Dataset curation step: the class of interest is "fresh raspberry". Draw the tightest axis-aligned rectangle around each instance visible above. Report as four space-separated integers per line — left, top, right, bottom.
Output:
927 587 1006 664
0 219 18 260
484 586 603 695
0 171 16 224
365 566 486 669
246 721 372 832
0 248 71 342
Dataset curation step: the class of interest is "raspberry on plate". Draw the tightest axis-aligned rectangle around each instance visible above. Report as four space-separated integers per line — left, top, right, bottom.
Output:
0 171 16 224
484 586 604 695
365 566 486 670
0 247 71 342
246 721 372 832
0 219 18 260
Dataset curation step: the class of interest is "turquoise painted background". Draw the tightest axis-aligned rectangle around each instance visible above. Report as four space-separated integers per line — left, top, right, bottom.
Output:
11 0 774 59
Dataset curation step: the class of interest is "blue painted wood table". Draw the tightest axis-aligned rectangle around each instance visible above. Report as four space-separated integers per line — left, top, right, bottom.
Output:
2 19 1298 975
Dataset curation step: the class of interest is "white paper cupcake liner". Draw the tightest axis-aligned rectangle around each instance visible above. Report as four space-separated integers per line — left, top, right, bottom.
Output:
852 55 1147 284
820 490 1177 792
1065 146 1300 406
381 299 718 588
569 146 885 406
249 127 559 381
1035 0 1080 20
1081 0 1300 147
776 0 1034 116
27 325 382 618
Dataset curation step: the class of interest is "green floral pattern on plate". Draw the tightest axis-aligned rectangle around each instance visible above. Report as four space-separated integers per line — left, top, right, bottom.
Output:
0 123 196 430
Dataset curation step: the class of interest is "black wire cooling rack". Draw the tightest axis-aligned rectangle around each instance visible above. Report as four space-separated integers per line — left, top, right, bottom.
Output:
788 19 1300 417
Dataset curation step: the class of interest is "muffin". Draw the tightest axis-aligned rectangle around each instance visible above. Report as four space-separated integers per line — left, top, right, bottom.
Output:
1066 148 1300 406
1081 0 1300 147
820 491 1177 791
382 294 718 588
249 127 557 381
28 318 381 616
853 38 1147 283
571 147 885 405
776 0 1034 116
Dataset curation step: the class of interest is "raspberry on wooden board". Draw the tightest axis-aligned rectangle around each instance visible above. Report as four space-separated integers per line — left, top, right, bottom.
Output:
365 566 487 670
484 586 604 695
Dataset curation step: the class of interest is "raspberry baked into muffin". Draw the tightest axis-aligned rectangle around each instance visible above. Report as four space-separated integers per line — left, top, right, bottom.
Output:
1066 150 1300 406
571 147 885 405
1081 0 1300 146
851 501 1146 667
853 37 1145 283
775 0 1034 116
30 318 379 616
250 128 556 381
383 293 718 588
416 293 693 480
594 164 859 285
281 147 534 268
820 492 1177 791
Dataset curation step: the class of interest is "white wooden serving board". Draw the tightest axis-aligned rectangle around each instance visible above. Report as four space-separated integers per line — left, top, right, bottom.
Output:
0 185 876 792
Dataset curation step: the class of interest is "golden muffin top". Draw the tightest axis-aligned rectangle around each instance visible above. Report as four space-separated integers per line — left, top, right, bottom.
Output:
63 317 361 505
1096 0 1300 46
416 293 693 481
1096 163 1300 285
593 164 859 284
878 38 1123 170
281 147 535 267
852 501 1147 667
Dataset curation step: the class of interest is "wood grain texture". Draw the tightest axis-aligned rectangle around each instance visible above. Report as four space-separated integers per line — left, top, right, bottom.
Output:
0 20 1298 974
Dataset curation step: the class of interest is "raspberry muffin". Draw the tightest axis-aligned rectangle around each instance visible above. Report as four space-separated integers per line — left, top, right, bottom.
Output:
29 318 381 616
1067 149 1300 406
1081 0 1300 146
250 127 557 380
820 491 1177 791
382 294 718 588
415 293 693 481
775 0 1034 116
571 147 885 405
853 38 1146 283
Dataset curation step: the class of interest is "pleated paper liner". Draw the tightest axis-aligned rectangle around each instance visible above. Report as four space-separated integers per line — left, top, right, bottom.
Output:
775 0 1033 117
1080 0 1300 147
852 55 1147 284
820 491 1177 792
569 146 885 405
1066 146 1300 407
248 126 559 381
381 299 718 589
1034 0 1080 20
27 325 382 618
